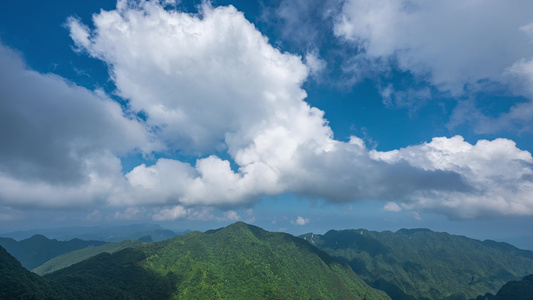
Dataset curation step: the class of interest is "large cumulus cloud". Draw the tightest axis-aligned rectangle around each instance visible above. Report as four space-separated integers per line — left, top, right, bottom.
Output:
64 1 533 219
1 0 531 221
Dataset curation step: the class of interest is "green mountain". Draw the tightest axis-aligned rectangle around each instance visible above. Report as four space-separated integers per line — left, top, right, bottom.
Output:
472 274 533 300
0 235 107 270
493 274 533 300
0 245 59 299
33 240 145 276
44 222 389 299
301 228 533 300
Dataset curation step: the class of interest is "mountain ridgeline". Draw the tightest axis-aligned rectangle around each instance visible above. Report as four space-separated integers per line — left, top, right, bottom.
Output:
2 222 533 299
300 228 533 300
32 240 145 276
2 222 388 299
0 235 107 270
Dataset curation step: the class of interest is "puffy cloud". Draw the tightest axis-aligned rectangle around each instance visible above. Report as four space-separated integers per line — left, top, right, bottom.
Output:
152 205 188 221
371 136 533 219
61 1 533 221
334 0 533 132
223 210 241 221
305 49 327 78
334 0 533 94
383 202 402 212
0 43 148 209
291 216 310 225
67 2 308 154
1 0 530 223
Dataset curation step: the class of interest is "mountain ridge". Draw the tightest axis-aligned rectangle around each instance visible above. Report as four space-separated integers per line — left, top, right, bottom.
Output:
9 221 389 299
301 228 533 299
0 234 107 270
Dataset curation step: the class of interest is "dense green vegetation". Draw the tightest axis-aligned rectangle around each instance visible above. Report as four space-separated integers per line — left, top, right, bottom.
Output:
0 235 107 270
45 222 388 299
46 248 177 299
0 245 59 299
493 274 533 300
301 228 533 300
33 240 144 275
6 222 532 299
2 222 389 299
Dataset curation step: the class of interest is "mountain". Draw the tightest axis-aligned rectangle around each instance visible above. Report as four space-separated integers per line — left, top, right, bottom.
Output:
44 222 389 299
0 223 183 242
33 240 145 276
301 228 533 300
0 235 107 270
493 274 533 300
0 245 59 299
472 274 533 300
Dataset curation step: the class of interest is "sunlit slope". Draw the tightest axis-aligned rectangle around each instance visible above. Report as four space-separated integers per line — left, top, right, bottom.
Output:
301 228 533 300
47 222 389 299
33 240 144 275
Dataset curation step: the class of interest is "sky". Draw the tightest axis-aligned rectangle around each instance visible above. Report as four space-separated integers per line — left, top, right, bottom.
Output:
0 0 533 242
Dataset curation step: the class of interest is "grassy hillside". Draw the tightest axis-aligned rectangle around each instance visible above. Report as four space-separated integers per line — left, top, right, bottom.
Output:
0 235 107 270
45 222 389 299
301 229 533 300
33 240 144 275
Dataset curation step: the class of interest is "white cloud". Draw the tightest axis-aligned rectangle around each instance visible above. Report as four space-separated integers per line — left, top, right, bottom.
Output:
67 2 308 154
291 216 310 225
383 202 402 212
371 136 533 219
335 0 533 94
223 210 241 221
304 49 327 78
1 1 531 223
0 43 148 209
63 1 533 220
152 205 188 221
334 0 533 131
114 207 147 220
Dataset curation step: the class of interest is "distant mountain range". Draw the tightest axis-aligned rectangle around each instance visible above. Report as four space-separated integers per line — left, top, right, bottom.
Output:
300 228 533 300
1 222 388 299
32 240 145 276
1 222 532 299
0 223 183 242
0 235 107 270
0 245 60 299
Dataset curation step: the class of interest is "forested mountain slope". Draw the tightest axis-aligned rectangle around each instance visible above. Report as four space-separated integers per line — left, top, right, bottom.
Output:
301 228 533 300
0 246 59 299
2 222 389 299
46 222 388 299
33 240 144 275
0 235 107 270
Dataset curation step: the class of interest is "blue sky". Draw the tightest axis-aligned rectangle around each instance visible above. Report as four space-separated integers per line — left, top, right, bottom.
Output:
1 0 533 241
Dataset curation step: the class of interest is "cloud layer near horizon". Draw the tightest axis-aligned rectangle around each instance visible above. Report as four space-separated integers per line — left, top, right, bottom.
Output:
1 1 532 221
